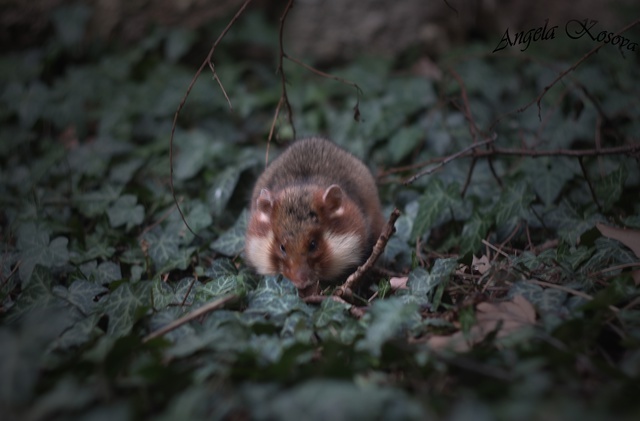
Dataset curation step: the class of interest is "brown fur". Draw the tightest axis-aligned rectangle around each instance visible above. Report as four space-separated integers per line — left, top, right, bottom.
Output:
245 137 384 290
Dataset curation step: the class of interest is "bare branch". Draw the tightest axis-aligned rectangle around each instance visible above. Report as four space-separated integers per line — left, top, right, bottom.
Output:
169 0 253 238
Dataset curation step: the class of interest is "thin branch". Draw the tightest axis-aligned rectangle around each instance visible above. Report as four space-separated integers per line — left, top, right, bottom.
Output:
272 0 296 142
403 137 495 185
578 156 603 213
527 279 620 314
448 67 480 142
143 294 238 343
169 0 253 238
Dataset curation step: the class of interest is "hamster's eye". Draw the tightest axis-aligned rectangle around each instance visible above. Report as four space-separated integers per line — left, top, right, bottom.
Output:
308 239 317 252
279 244 286 254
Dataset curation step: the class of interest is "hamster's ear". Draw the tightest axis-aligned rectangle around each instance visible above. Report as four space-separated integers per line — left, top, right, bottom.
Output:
322 184 343 214
257 189 274 216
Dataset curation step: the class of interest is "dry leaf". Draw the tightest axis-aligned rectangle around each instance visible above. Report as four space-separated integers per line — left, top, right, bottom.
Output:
596 223 640 285
426 295 536 352
596 223 640 258
472 255 491 275
390 276 409 291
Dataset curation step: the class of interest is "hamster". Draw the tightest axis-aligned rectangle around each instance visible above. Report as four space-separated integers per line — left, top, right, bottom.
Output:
244 137 385 292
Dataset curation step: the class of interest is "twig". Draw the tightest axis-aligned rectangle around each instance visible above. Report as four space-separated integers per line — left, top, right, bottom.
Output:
448 68 480 142
527 279 620 314
334 209 401 298
272 0 296 141
143 294 238 343
482 239 510 259
468 143 640 158
180 276 198 307
578 156 603 213
593 262 640 276
403 137 495 185
169 0 253 238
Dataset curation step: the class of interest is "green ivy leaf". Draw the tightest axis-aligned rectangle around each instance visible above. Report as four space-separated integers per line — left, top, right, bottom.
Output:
245 276 308 323
74 184 123 218
143 226 180 268
53 279 109 316
6 265 62 322
460 212 492 255
211 209 248 256
173 130 224 181
495 181 535 226
412 179 460 238
208 167 242 217
525 157 577 207
101 282 149 337
16 223 69 285
106 194 145 230
595 164 628 211
356 297 419 358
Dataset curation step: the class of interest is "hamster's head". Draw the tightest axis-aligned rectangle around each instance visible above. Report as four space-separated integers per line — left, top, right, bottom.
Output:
245 184 366 292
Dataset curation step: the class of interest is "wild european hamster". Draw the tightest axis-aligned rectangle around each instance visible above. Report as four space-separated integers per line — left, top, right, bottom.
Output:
244 137 384 293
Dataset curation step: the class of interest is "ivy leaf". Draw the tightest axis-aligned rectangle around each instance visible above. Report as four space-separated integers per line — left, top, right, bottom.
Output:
53 279 109 316
173 130 224 181
546 202 606 246
495 181 535 226
16 223 69 285
460 211 492 255
143 226 180 268
106 194 145 230
595 164 628 211
245 276 308 323
356 297 419 358
101 282 149 337
6 265 63 323
207 166 242 217
525 157 577 207
408 258 457 311
200 274 244 299
74 184 123 218
211 209 248 256
412 179 460 238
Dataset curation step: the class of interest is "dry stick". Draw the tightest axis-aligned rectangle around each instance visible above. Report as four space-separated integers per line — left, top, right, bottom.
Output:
460 156 477 197
528 279 620 314
266 96 284 165
384 142 640 179
578 156 603 213
448 68 480 142
403 138 495 185
272 0 296 142
517 18 640 121
470 143 640 158
143 294 238 343
334 208 401 298
594 262 640 275
169 0 253 237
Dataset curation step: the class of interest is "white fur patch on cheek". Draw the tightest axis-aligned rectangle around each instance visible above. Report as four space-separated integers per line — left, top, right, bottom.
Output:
323 232 363 278
245 232 276 275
